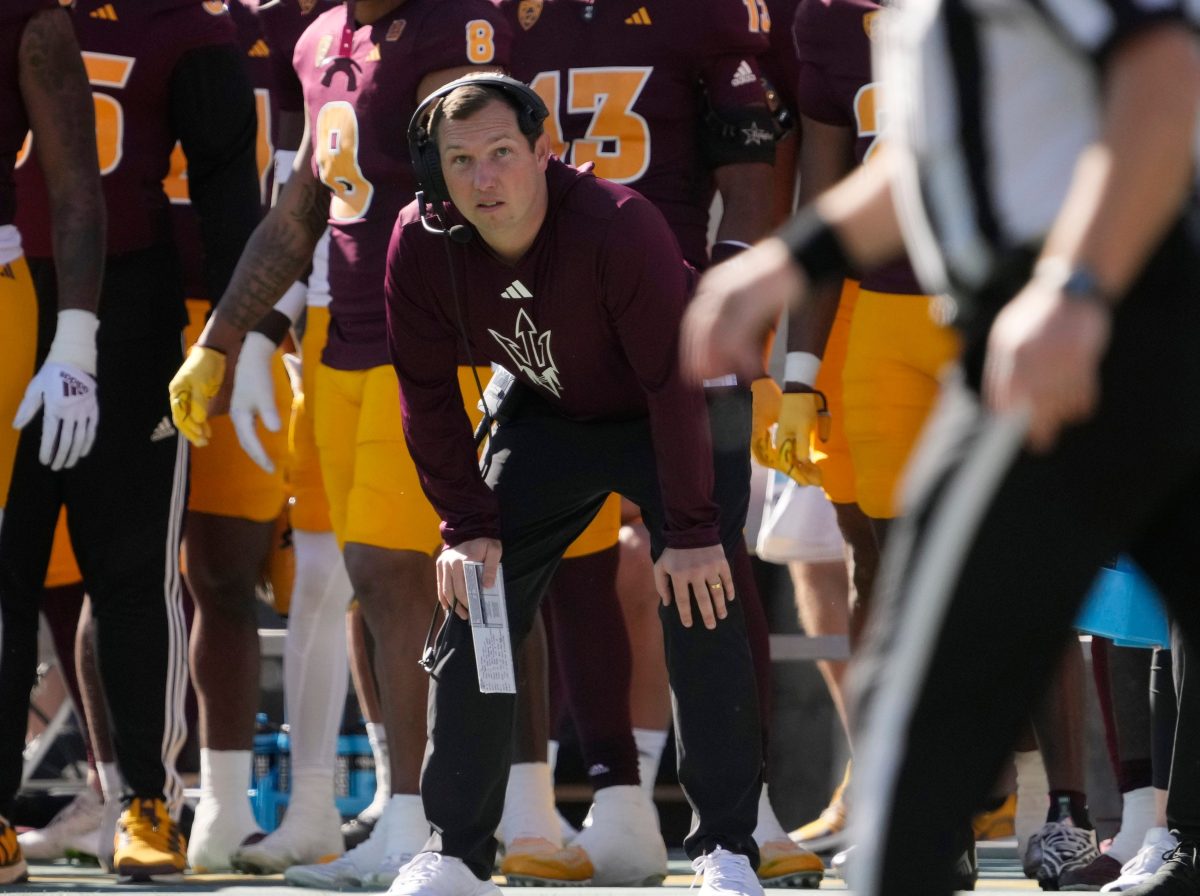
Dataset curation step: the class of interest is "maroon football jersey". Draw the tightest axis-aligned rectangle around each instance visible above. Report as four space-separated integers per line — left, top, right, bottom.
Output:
793 0 919 293
14 0 237 258
761 0 799 117
386 158 719 550
255 0 331 121
295 0 513 371
0 0 58 229
501 0 771 269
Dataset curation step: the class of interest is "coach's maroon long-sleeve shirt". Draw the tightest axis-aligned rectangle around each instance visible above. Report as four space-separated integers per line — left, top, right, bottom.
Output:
385 159 719 550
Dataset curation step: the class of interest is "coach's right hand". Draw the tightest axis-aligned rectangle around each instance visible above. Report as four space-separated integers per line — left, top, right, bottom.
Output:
437 537 502 621
169 344 226 447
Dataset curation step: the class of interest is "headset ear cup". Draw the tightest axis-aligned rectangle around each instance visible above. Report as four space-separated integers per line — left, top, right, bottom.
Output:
422 140 449 204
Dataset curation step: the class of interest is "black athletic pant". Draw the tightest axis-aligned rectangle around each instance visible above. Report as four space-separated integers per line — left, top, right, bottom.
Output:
848 225 1200 896
1167 629 1200 840
0 247 189 817
421 387 763 880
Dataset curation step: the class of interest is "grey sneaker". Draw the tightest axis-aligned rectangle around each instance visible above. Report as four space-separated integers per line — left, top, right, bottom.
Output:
1027 821 1100 890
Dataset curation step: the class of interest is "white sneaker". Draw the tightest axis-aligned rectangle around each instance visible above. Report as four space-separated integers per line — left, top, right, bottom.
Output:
232 803 344 873
387 851 500 896
696 849 758 896
1102 828 1179 892
18 789 104 861
692 847 765 896
361 795 432 888
187 795 265 873
569 786 667 885
285 807 391 888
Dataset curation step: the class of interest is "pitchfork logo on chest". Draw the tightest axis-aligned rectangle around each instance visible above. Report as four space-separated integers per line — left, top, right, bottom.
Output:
489 308 562 397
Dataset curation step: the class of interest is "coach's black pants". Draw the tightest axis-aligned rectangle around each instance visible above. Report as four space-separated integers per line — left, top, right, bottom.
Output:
847 225 1200 896
421 387 762 880
0 247 189 816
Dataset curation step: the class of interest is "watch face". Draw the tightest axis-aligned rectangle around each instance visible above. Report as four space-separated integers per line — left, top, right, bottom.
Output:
1062 267 1107 305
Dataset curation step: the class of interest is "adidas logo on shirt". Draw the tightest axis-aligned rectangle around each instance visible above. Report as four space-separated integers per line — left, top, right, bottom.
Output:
248 39 270 58
624 6 651 25
500 279 533 300
89 3 118 20
731 60 756 88
150 417 176 443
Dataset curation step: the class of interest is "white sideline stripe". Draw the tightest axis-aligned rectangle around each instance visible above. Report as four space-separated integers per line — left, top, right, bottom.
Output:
160 416 190 818
854 407 1029 896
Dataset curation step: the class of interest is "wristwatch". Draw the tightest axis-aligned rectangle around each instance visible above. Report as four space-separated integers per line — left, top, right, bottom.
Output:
1034 257 1111 308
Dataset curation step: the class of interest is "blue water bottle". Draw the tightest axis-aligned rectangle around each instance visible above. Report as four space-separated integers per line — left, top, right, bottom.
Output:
251 713 279 831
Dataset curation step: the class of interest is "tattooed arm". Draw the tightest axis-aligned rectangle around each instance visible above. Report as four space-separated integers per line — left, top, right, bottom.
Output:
18 7 105 313
196 121 330 353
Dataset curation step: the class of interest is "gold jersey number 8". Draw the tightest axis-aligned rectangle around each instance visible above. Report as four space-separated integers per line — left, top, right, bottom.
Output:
316 100 375 223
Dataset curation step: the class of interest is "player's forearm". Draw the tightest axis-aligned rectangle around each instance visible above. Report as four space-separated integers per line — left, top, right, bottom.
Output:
203 173 328 351
1037 25 1200 301
713 162 775 252
20 9 105 313
46 172 105 316
785 277 840 360
812 146 906 272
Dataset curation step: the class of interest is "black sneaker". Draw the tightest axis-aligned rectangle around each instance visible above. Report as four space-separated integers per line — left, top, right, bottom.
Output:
1026 820 1100 890
341 815 376 850
1123 841 1200 896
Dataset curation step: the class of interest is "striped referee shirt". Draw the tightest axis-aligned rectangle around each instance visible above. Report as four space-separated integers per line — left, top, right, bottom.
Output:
875 0 1199 304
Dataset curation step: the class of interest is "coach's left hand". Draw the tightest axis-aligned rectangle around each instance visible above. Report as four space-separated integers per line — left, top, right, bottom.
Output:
654 544 734 630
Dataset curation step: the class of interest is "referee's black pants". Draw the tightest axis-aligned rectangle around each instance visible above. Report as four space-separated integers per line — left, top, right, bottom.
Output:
848 226 1200 896
421 387 762 880
0 247 189 817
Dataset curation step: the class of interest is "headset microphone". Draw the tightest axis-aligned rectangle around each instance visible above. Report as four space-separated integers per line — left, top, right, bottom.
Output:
417 190 472 242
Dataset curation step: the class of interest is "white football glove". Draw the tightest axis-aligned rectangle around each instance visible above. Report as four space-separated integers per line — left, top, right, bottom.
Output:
230 331 282 473
13 310 99 471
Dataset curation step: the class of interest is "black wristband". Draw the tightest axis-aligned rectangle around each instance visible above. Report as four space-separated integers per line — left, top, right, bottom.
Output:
775 206 852 286
251 308 292 347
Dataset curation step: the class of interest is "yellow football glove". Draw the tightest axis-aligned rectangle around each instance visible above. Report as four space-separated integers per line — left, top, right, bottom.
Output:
750 377 782 469
168 345 226 446
774 391 824 486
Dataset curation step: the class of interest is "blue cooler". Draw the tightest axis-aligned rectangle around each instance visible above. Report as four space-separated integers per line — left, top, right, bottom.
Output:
1075 556 1170 648
334 733 376 819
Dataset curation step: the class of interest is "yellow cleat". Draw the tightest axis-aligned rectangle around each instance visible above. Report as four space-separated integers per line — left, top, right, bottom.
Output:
790 760 850 852
973 792 1017 841
0 815 29 885
758 838 824 888
113 797 187 881
500 837 593 886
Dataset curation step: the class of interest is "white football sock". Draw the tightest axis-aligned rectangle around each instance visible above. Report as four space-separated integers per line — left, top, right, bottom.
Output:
363 721 391 821
286 529 352 775
500 762 560 845
1015 750 1049 854
97 761 122 803
633 728 668 797
754 784 789 843
1107 786 1157 864
199 749 257 816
